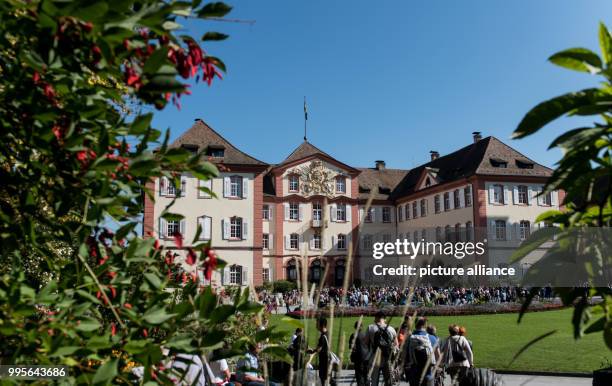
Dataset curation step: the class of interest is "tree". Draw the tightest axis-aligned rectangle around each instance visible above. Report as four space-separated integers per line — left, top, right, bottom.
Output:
0 1 287 384
512 22 612 351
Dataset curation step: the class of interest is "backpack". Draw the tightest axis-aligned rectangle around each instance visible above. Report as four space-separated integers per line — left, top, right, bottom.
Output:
450 337 467 363
373 325 394 357
409 334 432 369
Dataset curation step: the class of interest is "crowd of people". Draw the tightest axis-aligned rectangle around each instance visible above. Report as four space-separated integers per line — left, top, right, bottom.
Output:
258 285 555 312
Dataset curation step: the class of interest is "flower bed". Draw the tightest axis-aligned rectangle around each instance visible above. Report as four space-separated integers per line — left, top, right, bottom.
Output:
285 301 565 319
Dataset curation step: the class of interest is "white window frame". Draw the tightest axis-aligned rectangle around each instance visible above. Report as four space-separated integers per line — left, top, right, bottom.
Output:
229 265 242 285
262 204 270 220
263 233 269 249
336 176 346 193
444 192 450 211
262 268 270 283
229 175 243 198
230 217 243 239
365 208 373 223
517 185 529 205
495 220 506 241
289 202 299 221
288 175 299 192
382 207 391 223
453 189 461 208
519 220 531 240
336 204 347 222
492 184 504 204
337 234 347 250
434 195 441 213
313 233 321 250
289 233 299 250
312 202 322 221
167 220 180 238
420 199 427 217
197 215 212 241
464 186 472 207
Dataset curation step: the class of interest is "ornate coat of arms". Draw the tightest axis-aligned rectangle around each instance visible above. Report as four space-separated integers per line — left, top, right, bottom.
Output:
297 161 336 197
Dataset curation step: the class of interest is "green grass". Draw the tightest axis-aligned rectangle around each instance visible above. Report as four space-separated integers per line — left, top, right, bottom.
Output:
270 308 611 373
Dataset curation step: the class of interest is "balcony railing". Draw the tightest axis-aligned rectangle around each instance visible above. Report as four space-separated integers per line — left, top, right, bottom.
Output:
311 219 327 228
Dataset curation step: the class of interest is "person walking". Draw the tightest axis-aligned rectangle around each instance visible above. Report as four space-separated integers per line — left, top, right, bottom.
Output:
308 317 331 386
349 320 370 386
406 317 434 386
366 311 398 386
442 325 473 384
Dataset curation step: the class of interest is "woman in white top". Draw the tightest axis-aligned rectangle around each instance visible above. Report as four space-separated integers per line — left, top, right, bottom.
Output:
442 324 474 382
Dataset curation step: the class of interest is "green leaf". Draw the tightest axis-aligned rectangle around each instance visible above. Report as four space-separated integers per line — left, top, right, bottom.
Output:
197 2 232 18
143 47 170 75
50 346 80 357
144 272 163 289
262 345 293 364
76 318 101 332
143 307 176 324
599 22 612 65
162 21 182 31
513 88 610 139
72 2 109 22
202 32 229 41
509 227 557 263
584 316 605 334
161 212 185 221
209 304 235 323
92 358 118 384
130 113 154 135
199 286 218 318
549 48 602 73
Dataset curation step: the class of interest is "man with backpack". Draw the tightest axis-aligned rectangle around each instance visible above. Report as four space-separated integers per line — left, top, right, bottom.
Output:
349 320 369 386
366 311 398 386
406 317 435 386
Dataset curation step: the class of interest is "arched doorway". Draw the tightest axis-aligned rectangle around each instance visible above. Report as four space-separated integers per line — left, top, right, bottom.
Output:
309 259 322 283
334 259 345 287
286 260 298 282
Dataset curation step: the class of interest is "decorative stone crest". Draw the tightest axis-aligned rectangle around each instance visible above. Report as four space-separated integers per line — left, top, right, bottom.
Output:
297 161 335 197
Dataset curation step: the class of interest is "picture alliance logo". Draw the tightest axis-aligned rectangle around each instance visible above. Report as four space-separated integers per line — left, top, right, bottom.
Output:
371 239 487 260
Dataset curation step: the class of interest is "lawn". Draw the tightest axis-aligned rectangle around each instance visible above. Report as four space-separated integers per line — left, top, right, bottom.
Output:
269 308 611 373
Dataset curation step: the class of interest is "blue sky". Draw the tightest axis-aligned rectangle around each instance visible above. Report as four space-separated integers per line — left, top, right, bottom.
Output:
151 0 612 169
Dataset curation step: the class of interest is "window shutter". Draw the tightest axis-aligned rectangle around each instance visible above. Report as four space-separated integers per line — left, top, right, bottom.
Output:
242 220 248 240
309 236 314 250
242 178 248 199
388 206 393 222
331 204 337 222
199 179 212 198
160 177 168 196
322 235 326 249
269 236 273 250
527 187 533 205
488 185 495 204
222 266 230 285
223 177 230 198
179 219 185 237
505 221 511 241
203 216 211 240
415 203 421 217
299 234 303 245
197 217 204 239
537 187 544 206
298 204 304 221
448 195 454 210
242 266 248 285
222 218 229 240
513 186 519 204
503 186 509 205
159 217 167 238
284 235 289 249
359 208 364 222
332 235 336 249
490 220 497 240
269 205 274 219
346 204 352 221
551 191 558 206
180 176 187 197
284 203 289 220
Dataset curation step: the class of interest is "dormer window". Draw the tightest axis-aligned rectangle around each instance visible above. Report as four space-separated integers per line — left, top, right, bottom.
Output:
288 175 299 192
336 176 346 194
206 145 225 158
516 160 534 169
490 158 508 168
425 177 431 187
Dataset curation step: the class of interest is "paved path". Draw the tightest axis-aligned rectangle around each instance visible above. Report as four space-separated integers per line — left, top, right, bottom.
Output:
335 370 592 386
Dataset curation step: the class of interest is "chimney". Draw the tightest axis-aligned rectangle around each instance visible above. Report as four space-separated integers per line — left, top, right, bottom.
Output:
472 131 482 143
430 151 439 161
375 160 386 170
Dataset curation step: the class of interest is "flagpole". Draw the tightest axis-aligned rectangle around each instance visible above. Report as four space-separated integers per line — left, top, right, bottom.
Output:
303 96 307 141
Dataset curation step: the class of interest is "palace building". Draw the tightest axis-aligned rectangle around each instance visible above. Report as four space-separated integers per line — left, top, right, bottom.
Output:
143 119 563 287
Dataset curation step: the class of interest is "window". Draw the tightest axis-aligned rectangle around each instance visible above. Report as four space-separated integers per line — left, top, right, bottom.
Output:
382 207 391 223
444 192 450 211
263 233 269 249
230 217 243 239
517 185 528 205
312 233 321 249
434 195 441 213
490 158 508 168
288 175 299 192
336 204 347 222
542 192 552 206
336 176 346 193
466 221 473 241
405 204 410 220
492 184 504 204
262 268 270 283
312 202 322 220
229 265 242 285
398 206 403 222
289 203 299 220
520 220 531 240
363 234 373 249
230 176 243 197
421 229 427 242
445 225 452 242
262 204 270 220
516 160 534 169
289 233 299 249
420 199 427 217
382 234 391 243
464 186 472 207
435 227 442 242
412 202 417 218
206 146 224 158
455 223 462 242
413 231 419 241
166 179 177 197
453 189 460 208
337 234 347 250
287 260 297 281
495 220 506 241
167 220 180 238
364 208 373 223
198 179 212 198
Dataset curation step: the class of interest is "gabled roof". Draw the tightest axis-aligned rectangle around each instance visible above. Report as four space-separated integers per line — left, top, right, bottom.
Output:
357 168 409 201
272 140 359 174
390 136 553 199
169 119 267 166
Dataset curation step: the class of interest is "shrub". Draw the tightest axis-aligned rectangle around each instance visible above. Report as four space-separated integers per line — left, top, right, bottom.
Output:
272 280 297 293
